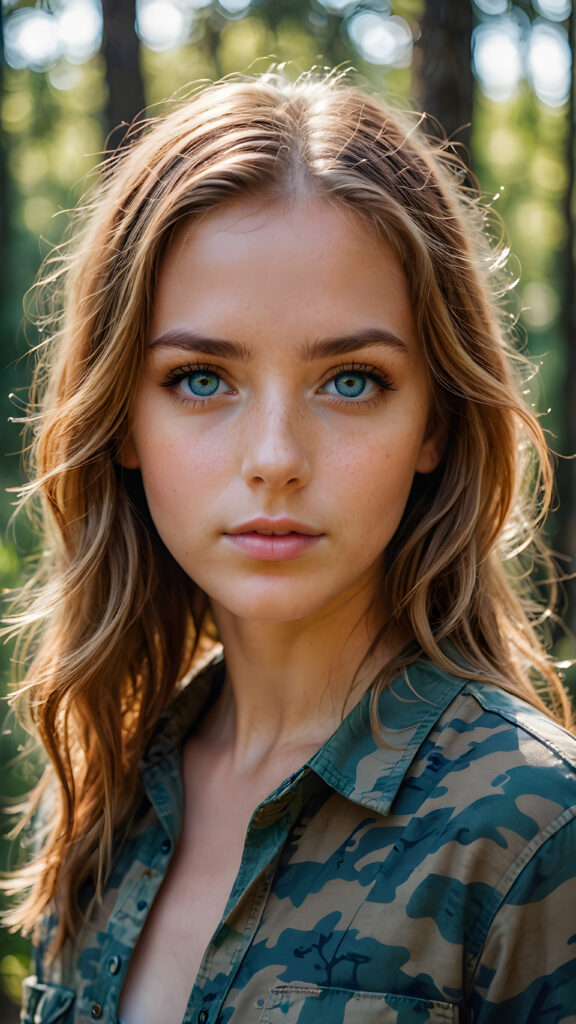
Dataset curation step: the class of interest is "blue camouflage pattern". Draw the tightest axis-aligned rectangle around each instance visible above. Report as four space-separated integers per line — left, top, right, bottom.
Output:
21 657 576 1023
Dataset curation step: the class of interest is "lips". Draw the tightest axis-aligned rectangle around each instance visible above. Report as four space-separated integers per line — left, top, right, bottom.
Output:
223 519 324 561
225 517 322 537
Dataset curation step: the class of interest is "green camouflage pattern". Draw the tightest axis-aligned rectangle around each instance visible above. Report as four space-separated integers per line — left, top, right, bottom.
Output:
21 658 576 1023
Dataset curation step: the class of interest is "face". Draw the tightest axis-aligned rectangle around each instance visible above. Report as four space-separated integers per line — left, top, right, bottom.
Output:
122 197 444 628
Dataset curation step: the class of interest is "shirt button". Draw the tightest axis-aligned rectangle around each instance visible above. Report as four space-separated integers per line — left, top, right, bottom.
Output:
108 955 122 975
160 838 172 854
198 1010 208 1024
90 1005 102 1019
136 899 148 911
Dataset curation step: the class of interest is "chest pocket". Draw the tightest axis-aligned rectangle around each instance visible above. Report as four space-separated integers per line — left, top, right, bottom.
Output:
20 976 75 1024
259 984 458 1024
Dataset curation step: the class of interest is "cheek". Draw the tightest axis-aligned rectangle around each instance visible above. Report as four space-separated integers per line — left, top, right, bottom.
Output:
135 435 215 535
139 426 228 485
334 436 422 531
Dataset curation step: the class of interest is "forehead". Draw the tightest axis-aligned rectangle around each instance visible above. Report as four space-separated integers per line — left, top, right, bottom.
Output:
150 196 420 357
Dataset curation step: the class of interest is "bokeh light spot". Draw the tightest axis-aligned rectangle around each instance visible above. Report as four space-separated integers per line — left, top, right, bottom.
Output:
473 0 510 13
137 0 186 51
22 195 56 235
4 8 61 72
532 0 572 21
521 281 559 331
473 20 523 101
484 127 525 170
48 63 85 92
219 0 251 14
347 12 412 67
319 0 385 10
59 0 102 63
1 91 34 132
527 21 571 107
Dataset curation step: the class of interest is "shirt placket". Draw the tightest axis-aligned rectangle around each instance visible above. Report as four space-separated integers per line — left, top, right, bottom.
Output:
181 770 311 1024
76 744 184 1024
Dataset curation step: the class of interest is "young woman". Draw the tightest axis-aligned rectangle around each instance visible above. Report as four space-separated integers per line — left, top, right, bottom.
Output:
7 73 576 1024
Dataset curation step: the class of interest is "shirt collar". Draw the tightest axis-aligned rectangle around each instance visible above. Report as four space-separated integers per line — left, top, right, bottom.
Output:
141 654 467 819
308 661 467 816
141 651 226 769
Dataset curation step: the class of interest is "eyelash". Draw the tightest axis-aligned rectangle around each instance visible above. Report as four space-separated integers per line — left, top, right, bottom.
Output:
162 362 234 407
161 360 397 408
321 362 397 407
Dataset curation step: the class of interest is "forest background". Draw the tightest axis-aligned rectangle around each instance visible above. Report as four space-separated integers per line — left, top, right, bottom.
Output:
0 0 575 1019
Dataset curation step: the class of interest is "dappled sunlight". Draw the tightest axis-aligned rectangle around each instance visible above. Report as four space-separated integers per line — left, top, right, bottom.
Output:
2 0 572 109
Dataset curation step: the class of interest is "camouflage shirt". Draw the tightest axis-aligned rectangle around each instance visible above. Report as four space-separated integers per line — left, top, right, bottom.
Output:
22 657 576 1024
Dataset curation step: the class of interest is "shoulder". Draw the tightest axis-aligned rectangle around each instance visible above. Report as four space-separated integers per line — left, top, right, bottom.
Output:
390 666 576 898
399 670 576 926
384 661 576 823
435 683 576 1014
405 673 576 848
426 675 576 799
462 677 576 765
389 671 576 1008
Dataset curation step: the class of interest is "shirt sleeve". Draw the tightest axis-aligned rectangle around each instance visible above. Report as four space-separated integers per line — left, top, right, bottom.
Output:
469 809 576 1023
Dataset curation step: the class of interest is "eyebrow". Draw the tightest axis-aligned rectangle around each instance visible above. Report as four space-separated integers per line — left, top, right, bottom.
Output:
301 328 408 360
148 330 252 360
148 326 408 360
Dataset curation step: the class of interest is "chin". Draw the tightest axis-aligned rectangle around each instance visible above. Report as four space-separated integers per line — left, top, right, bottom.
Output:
232 601 320 624
210 586 328 625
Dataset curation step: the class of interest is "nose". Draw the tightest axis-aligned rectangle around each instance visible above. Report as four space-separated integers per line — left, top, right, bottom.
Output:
240 398 312 491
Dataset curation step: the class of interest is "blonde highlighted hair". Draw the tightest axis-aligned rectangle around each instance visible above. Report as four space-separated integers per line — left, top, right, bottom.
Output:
5 70 572 948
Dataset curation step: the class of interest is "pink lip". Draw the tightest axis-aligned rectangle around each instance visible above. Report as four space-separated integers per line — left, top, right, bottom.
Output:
227 517 321 536
224 518 324 562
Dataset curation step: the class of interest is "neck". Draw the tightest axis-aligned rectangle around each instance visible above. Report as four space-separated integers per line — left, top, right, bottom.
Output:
202 594 395 772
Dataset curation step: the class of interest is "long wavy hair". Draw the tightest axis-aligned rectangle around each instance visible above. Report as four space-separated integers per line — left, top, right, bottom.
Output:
5 70 572 949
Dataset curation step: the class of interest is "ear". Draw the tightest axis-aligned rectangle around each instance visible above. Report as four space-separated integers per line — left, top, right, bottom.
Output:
415 419 448 475
116 434 140 469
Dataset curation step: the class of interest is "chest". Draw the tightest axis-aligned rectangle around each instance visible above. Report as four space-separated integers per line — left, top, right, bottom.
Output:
117 756 302 1024
117 815 244 1024
48 775 519 1024
100 788 483 1024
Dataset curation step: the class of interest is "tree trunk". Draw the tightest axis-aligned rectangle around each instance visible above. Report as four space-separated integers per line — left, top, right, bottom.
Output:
101 0 147 151
413 0 474 162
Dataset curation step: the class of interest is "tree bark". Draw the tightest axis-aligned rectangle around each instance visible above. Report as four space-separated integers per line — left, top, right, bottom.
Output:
413 0 474 162
101 0 147 151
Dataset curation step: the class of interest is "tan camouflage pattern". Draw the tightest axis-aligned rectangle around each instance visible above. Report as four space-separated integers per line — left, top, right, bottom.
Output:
21 657 576 1023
